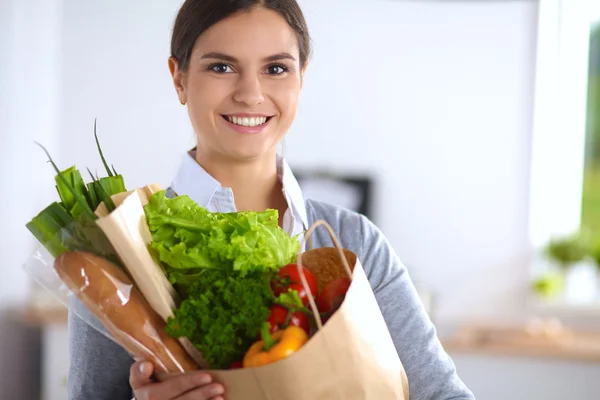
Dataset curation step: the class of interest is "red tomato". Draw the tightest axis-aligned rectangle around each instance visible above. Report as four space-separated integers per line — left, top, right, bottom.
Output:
271 264 319 306
266 305 310 334
229 360 243 369
316 277 351 315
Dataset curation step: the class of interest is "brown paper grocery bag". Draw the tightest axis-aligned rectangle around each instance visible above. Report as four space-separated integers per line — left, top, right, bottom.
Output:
207 221 410 400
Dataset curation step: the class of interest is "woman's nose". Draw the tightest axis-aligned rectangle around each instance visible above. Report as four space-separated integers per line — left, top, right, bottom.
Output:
233 74 265 107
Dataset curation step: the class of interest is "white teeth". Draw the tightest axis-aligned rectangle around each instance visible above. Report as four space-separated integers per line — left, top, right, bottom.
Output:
227 116 268 127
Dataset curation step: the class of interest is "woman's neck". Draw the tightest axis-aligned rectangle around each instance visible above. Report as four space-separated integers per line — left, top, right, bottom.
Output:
193 149 288 223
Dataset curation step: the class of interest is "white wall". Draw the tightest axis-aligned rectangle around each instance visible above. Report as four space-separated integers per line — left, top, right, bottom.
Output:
6 0 599 399
0 0 62 398
58 0 193 190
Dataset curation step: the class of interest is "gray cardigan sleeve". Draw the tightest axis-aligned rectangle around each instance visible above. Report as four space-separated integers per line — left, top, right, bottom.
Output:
67 299 133 399
357 214 475 399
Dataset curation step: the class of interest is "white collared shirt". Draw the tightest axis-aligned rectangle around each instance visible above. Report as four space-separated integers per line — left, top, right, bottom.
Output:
170 151 308 237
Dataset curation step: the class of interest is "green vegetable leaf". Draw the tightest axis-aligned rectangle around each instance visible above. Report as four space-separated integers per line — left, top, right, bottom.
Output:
260 322 276 351
35 142 96 220
55 166 88 215
144 190 300 280
275 289 304 309
94 118 115 177
165 270 274 369
26 202 75 257
30 131 127 264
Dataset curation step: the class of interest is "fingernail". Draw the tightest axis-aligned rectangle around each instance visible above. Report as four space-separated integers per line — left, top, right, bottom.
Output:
208 384 225 396
139 362 150 375
196 373 212 385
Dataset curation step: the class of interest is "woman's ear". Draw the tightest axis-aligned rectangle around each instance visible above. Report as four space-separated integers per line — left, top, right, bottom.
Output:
168 56 187 105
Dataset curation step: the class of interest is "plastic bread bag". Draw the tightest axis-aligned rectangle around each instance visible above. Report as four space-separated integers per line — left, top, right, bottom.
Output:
22 222 201 379
23 139 205 375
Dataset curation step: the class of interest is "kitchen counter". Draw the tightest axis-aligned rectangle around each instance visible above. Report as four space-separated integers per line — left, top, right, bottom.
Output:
442 322 600 363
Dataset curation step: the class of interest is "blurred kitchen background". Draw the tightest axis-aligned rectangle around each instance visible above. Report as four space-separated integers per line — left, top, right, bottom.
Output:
2 0 600 398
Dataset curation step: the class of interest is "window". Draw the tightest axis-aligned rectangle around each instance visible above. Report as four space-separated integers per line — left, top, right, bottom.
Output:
581 24 600 236
528 0 600 308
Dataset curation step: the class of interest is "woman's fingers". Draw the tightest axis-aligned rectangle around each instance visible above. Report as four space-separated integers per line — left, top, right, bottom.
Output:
130 361 220 400
173 382 225 400
129 361 154 390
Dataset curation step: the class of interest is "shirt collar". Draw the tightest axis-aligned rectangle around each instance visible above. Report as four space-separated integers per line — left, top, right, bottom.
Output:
170 150 308 231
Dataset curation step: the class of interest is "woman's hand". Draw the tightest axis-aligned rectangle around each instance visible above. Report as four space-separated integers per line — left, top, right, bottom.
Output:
130 361 225 400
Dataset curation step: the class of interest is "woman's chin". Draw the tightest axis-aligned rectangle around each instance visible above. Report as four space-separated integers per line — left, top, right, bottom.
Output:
224 146 274 162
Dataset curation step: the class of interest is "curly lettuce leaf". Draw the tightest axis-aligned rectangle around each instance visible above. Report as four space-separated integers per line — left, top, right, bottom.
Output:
165 269 274 369
144 190 300 280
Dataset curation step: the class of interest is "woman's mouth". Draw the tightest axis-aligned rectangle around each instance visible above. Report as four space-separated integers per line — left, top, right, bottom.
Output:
221 115 273 134
223 115 271 127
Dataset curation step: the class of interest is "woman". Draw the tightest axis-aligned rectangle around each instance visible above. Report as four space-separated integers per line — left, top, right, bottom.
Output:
68 1 475 399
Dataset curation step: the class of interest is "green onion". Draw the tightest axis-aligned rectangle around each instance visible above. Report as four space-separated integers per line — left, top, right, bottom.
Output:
94 118 116 177
35 142 96 220
27 121 128 262
54 166 87 213
26 202 75 257
90 175 125 212
85 180 99 210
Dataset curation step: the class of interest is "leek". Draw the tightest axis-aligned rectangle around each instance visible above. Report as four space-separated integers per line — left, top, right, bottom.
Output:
55 166 92 220
27 123 128 261
26 202 75 257
94 118 116 177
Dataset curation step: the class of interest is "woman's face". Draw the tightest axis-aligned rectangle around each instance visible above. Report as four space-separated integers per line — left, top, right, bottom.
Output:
169 7 305 162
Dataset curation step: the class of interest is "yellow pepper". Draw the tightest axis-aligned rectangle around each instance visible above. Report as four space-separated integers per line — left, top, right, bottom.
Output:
243 325 308 368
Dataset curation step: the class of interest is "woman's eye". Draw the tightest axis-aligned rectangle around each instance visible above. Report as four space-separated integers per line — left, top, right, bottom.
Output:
266 64 288 75
209 63 233 74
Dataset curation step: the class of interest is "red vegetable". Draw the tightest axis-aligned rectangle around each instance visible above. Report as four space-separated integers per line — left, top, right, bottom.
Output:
266 305 310 335
271 264 318 306
229 360 243 369
317 277 351 315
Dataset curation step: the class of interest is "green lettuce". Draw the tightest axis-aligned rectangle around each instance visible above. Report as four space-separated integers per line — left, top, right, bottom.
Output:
145 190 302 368
165 269 274 369
144 190 301 281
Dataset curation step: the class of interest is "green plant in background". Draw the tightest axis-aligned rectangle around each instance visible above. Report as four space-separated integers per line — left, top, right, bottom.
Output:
581 25 600 239
531 271 564 298
533 233 590 298
589 238 600 271
544 233 590 270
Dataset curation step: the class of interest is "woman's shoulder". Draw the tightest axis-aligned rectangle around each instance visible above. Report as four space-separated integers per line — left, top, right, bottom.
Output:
305 198 364 229
304 198 384 255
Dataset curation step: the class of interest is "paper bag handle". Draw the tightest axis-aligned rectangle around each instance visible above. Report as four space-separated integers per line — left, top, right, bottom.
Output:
296 220 353 330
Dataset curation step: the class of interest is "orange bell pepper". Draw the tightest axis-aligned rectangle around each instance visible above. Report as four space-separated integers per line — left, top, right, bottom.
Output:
243 324 308 368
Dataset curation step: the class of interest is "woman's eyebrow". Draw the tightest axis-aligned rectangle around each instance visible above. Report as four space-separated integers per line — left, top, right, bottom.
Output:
199 52 296 62
200 52 237 62
264 52 296 62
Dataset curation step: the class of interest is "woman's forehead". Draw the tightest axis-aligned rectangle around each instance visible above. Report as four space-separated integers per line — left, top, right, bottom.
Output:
192 8 300 60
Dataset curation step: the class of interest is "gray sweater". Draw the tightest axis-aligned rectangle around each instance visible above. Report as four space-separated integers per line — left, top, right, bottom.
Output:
67 199 475 399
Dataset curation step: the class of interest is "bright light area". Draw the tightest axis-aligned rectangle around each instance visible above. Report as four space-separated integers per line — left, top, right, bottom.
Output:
594 0 600 26
528 0 591 247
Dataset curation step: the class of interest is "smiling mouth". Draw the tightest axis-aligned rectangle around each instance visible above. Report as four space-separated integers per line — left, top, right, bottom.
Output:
222 115 273 127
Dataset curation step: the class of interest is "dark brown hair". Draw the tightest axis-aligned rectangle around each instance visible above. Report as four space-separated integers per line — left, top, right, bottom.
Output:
170 0 311 72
